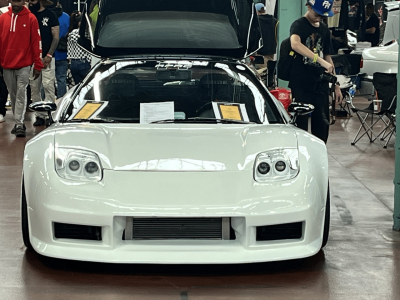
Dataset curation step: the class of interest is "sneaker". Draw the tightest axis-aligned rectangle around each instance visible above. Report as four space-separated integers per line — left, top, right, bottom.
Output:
0 114 4 123
15 125 26 137
11 124 26 134
33 117 45 126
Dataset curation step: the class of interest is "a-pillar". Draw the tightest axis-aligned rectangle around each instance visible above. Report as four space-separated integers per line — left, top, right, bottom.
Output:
394 10 400 231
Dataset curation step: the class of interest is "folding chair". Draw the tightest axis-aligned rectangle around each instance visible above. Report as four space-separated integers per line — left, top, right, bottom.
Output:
351 72 397 147
372 73 397 148
336 75 356 117
379 111 396 148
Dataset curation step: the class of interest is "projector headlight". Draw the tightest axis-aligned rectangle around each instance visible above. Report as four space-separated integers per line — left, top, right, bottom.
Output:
254 148 299 182
55 148 103 182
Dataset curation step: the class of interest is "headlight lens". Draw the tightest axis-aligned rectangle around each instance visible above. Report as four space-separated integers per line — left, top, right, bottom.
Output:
55 148 103 182
254 149 299 182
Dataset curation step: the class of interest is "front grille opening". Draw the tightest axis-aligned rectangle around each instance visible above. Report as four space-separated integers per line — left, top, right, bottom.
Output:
54 222 102 241
256 222 303 241
123 217 236 240
133 218 222 240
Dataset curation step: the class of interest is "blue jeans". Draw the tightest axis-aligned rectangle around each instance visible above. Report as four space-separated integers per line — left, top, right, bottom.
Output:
55 59 68 98
70 59 90 84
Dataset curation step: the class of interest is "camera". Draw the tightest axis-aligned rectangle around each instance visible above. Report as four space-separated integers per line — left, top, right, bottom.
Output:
319 73 337 85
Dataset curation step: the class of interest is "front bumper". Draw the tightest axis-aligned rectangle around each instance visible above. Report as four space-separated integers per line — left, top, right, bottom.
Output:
26 170 326 264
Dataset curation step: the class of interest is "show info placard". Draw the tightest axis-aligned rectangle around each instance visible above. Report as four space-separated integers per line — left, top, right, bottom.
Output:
72 101 107 119
212 102 249 122
140 101 175 124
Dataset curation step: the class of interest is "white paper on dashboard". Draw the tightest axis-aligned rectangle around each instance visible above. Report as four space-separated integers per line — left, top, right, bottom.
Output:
140 101 174 124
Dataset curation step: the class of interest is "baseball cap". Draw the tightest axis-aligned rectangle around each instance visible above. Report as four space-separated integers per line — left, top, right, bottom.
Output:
255 3 265 11
307 0 334 17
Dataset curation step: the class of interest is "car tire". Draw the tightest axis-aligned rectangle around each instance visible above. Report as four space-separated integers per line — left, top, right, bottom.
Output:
321 184 330 249
21 181 33 251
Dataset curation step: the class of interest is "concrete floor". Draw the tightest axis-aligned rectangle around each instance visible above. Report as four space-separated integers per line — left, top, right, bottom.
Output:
0 98 399 300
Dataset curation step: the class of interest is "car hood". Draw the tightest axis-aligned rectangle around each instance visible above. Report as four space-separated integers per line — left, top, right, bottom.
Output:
53 124 297 172
79 0 261 59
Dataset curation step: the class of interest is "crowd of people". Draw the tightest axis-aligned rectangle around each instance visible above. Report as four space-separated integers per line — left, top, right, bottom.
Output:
0 0 97 137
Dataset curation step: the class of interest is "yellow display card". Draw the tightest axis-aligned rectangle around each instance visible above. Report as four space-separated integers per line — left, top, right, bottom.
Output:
73 102 103 119
218 104 243 121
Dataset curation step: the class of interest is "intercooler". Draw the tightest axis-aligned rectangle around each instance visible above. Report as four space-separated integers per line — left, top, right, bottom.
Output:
124 217 231 240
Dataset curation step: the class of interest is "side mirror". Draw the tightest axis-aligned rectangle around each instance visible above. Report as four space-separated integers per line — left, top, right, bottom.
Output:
29 101 57 112
29 101 57 127
288 102 315 124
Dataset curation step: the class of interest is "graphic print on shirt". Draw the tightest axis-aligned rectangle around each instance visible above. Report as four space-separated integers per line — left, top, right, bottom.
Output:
303 33 323 66
42 17 49 26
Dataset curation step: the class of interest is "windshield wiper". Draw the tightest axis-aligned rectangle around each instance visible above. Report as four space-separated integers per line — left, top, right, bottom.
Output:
151 118 253 124
189 118 254 124
67 118 119 123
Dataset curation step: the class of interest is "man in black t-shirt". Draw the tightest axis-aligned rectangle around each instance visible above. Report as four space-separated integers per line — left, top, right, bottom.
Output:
255 3 278 79
365 3 380 47
28 0 59 126
289 0 342 144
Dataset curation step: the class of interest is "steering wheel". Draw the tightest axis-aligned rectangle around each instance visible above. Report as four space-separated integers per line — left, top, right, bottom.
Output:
195 102 214 117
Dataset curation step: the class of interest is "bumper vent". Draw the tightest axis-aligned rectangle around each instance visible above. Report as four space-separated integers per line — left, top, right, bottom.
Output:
54 223 102 241
126 217 229 240
256 222 303 241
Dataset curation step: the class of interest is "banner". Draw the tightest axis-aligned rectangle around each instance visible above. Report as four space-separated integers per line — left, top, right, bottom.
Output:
264 0 277 15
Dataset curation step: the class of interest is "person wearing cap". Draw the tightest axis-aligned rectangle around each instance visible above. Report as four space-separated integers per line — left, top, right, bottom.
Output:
28 0 59 127
289 0 342 144
255 3 278 85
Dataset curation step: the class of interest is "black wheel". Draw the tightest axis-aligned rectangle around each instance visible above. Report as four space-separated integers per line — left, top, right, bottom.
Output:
321 184 330 249
21 181 33 251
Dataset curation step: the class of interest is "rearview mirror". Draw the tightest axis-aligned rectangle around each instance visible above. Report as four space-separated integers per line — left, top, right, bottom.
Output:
156 69 192 82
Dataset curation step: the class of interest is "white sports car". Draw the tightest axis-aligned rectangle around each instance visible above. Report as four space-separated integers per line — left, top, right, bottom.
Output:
21 0 329 264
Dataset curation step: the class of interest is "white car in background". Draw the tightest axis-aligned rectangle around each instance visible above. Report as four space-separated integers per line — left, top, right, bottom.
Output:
360 2 399 95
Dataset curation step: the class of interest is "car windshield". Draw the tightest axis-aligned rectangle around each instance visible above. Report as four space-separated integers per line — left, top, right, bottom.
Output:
65 60 282 124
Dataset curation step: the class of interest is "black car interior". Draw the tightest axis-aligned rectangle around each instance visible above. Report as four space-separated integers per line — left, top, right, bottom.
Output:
71 61 281 124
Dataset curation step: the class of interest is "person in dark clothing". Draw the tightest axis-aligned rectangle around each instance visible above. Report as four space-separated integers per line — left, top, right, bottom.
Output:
0 0 9 122
28 0 60 126
348 0 366 40
0 68 8 123
48 0 70 98
289 0 342 144
364 3 380 47
255 3 278 78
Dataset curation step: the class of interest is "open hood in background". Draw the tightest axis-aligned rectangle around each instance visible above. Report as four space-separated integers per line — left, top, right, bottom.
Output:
382 2 399 45
78 0 261 59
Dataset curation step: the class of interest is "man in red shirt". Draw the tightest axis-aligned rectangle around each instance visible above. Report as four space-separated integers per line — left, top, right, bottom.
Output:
0 0 43 137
